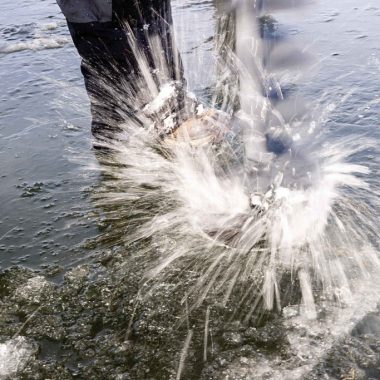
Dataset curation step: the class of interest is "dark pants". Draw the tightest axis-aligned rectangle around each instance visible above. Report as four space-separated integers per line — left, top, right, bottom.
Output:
66 0 179 139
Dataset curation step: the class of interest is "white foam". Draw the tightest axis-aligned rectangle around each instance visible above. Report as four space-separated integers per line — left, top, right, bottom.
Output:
40 22 60 31
0 337 34 379
0 36 70 54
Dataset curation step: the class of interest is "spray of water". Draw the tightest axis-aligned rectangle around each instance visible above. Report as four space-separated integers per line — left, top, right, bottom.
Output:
82 0 379 333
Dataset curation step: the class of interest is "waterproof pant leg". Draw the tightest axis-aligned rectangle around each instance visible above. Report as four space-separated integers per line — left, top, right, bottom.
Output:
61 0 179 140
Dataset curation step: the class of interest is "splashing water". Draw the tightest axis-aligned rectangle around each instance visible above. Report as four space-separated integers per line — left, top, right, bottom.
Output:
84 0 379 340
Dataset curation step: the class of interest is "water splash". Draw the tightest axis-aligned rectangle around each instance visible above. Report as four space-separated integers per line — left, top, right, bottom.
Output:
81 0 380 332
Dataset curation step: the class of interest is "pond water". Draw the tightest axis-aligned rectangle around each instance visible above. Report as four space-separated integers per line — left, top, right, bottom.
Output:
0 0 218 270
1 1 380 379
1 0 379 270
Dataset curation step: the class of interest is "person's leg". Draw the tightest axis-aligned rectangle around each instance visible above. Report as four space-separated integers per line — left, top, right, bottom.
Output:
59 0 181 140
113 0 183 85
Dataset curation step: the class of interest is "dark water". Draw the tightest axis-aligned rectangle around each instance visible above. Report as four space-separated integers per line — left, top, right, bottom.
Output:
0 0 379 272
